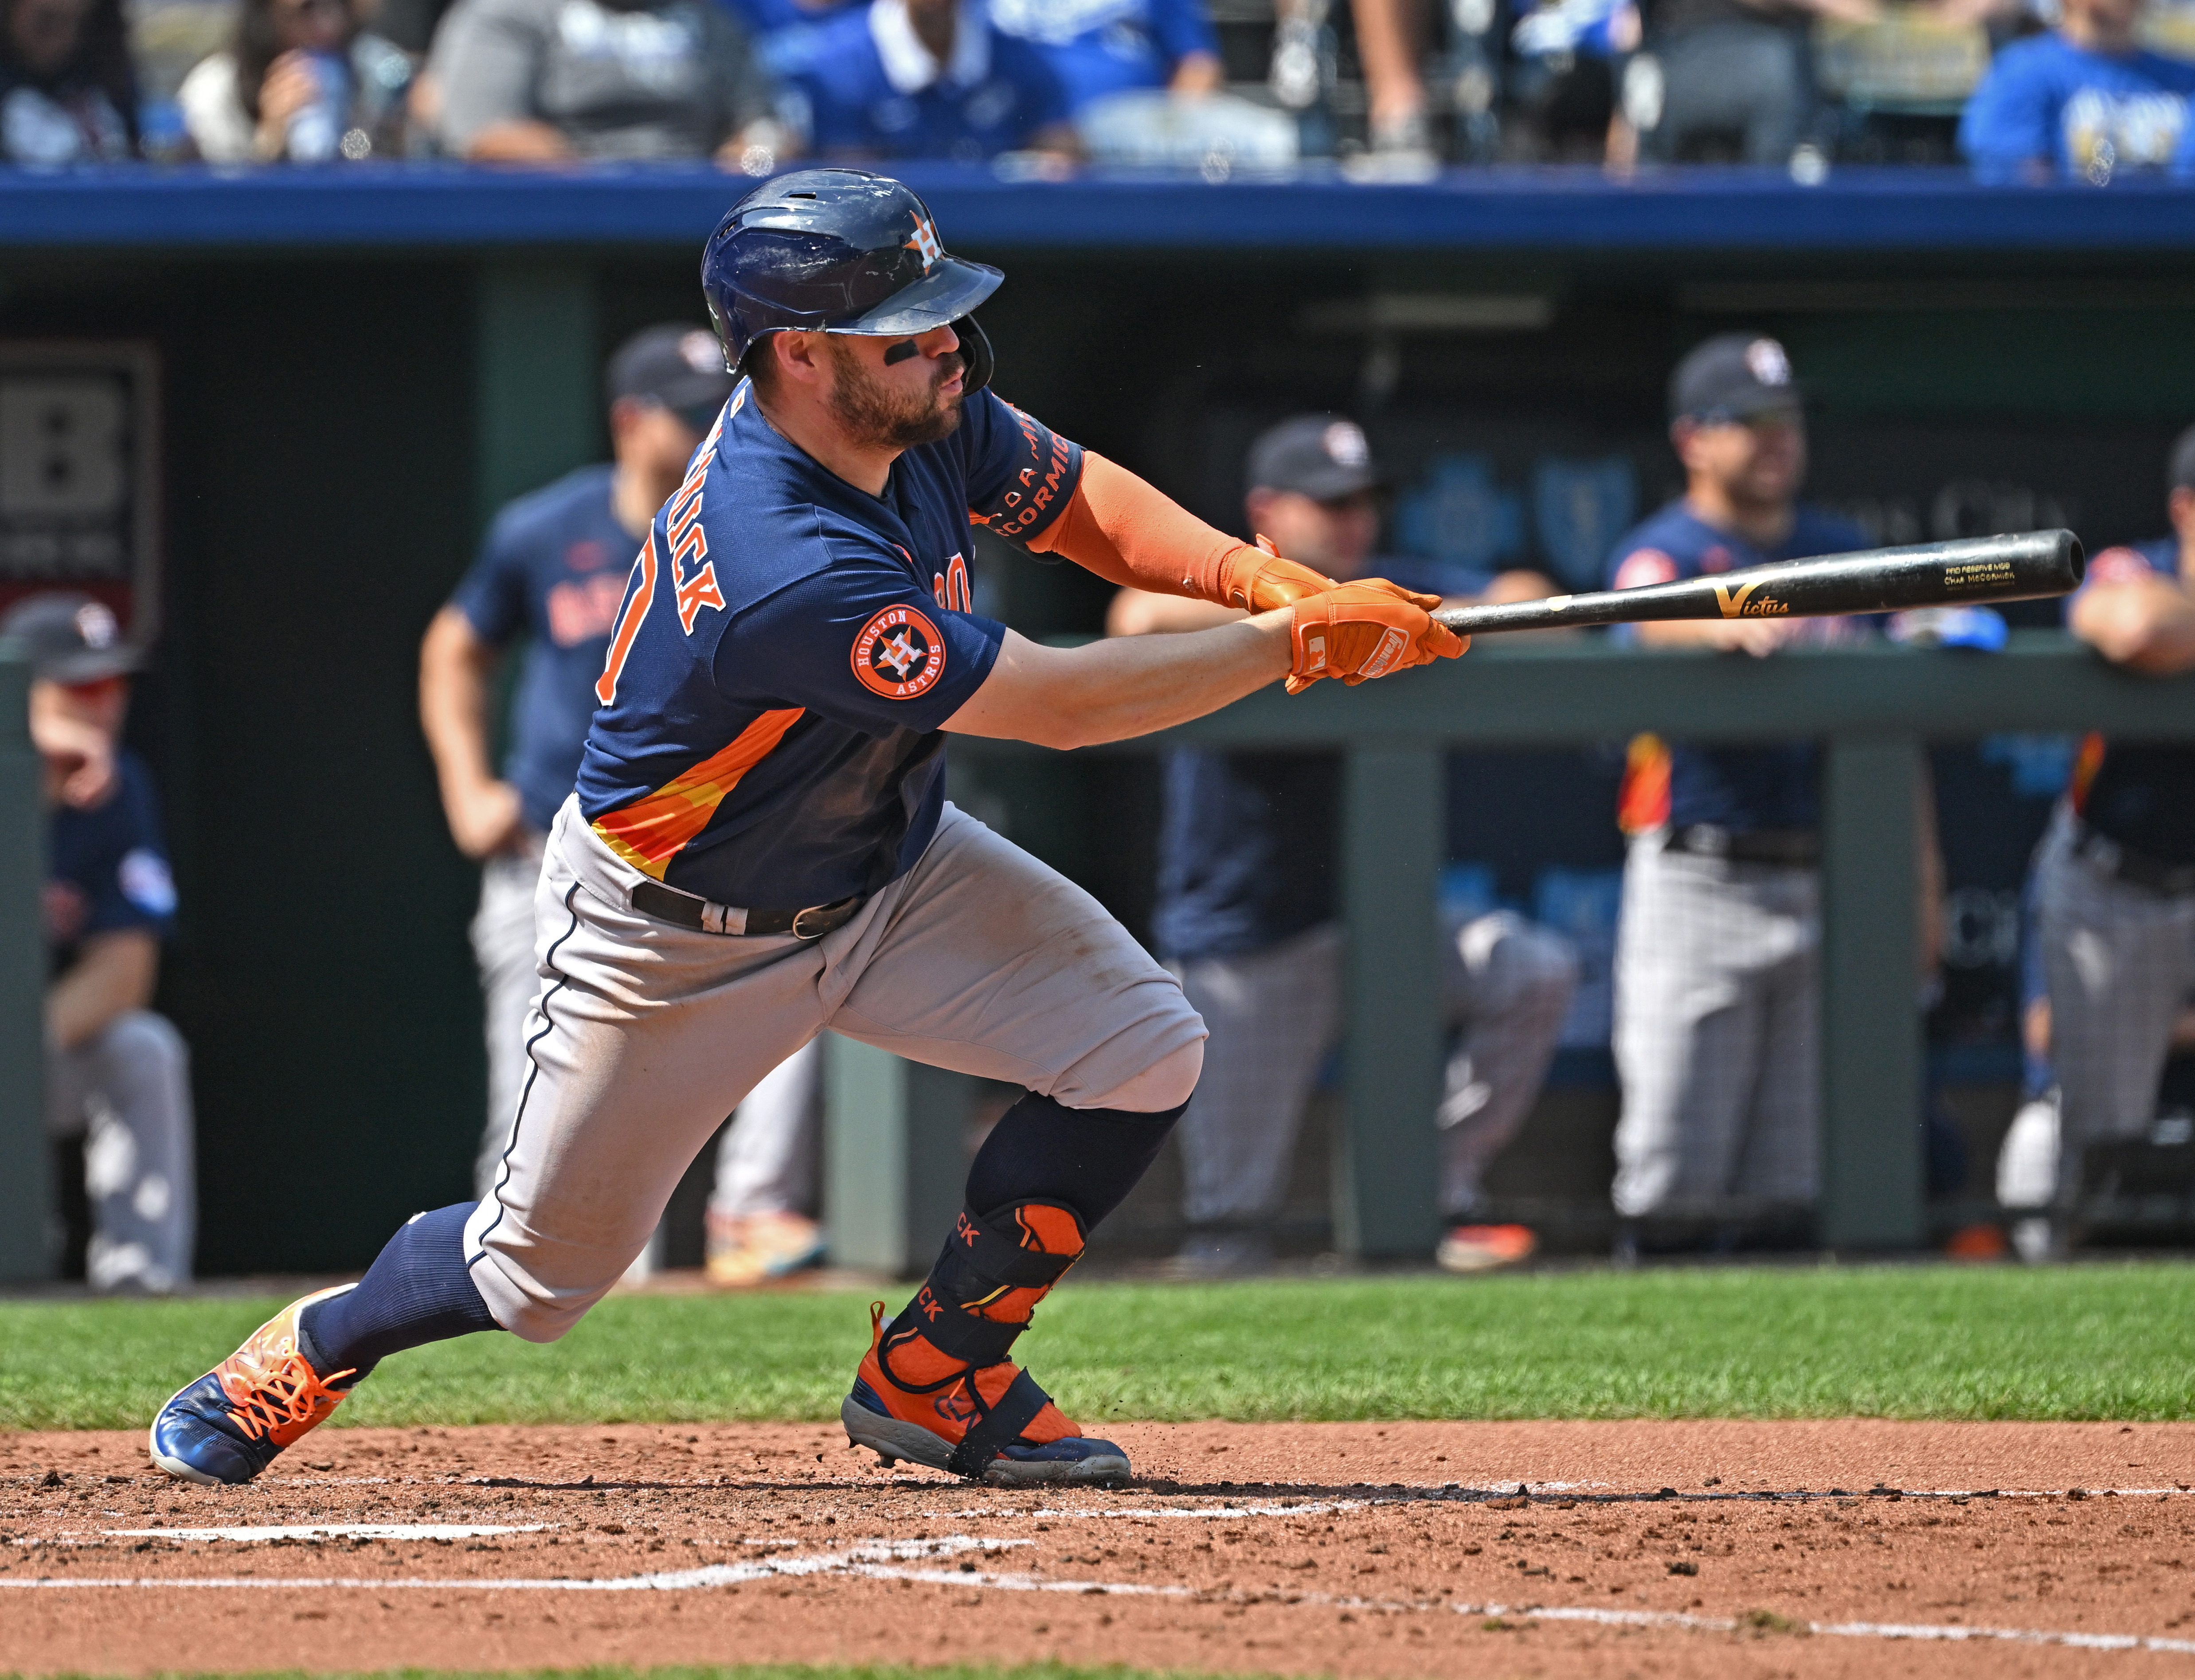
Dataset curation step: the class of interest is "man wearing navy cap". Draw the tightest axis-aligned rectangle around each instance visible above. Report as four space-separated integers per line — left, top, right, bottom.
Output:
1602 335 1906 1242
5 592 192 1293
1111 414 1578 1275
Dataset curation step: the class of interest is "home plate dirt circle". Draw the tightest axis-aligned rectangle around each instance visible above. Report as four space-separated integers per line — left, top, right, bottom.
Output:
7 1421 2195 1677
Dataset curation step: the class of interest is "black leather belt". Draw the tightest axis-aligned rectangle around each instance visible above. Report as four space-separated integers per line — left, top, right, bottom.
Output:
2075 824 2195 896
1663 824 1820 867
629 879 864 939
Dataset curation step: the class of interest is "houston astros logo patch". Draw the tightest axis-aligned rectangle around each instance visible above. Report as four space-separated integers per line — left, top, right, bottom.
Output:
852 603 947 699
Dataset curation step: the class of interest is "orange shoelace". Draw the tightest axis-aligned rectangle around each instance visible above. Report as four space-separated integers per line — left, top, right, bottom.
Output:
218 1348 355 1443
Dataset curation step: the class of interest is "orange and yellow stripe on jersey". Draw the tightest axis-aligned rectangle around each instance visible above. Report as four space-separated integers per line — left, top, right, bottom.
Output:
591 707 806 880
1618 733 1672 835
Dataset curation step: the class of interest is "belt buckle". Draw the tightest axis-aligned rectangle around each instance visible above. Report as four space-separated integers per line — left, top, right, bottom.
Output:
790 901 838 941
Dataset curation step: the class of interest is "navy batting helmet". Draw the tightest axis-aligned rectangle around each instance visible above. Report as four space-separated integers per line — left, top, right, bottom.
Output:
701 169 999 395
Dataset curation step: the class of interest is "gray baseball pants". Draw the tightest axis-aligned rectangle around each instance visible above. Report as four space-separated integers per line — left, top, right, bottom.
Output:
709 1035 823 1219
47 1009 195 1292
2035 815 2195 1206
465 795 1206 1342
1172 910 1577 1228
1610 833 1819 1218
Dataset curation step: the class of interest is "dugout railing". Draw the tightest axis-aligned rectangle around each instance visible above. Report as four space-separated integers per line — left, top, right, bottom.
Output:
821 633 2195 1271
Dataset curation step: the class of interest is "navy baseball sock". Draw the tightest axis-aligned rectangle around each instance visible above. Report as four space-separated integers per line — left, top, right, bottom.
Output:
299 1203 500 1385
963 1090 1189 1232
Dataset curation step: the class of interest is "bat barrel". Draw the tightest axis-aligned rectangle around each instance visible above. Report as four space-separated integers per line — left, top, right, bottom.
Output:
1428 528 2084 637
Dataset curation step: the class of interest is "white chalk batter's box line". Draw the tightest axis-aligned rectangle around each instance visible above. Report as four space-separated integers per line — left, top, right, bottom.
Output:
4 1531 2192 1658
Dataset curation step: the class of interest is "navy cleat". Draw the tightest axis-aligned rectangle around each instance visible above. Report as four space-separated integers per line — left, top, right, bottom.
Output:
149 1286 357 1486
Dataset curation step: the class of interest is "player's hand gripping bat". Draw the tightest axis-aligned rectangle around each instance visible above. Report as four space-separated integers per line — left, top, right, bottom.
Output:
1428 529 2084 637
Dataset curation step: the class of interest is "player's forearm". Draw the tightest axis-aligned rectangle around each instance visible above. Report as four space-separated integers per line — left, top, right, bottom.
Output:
2071 581 2195 675
1029 453 1257 606
47 930 157 1053
945 617 1291 749
419 608 503 793
1105 587 1244 637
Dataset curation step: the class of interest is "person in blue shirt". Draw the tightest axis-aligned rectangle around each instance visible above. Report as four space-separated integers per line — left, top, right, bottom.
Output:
775 0 1078 160
420 324 739 1204
5 593 192 1293
1603 335 1886 1243
1959 0 2195 183
1109 415 1578 1278
985 0 1219 115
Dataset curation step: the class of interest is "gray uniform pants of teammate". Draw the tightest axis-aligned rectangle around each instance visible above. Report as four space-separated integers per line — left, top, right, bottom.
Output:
46 1010 195 1292
470 831 548 1200
466 797 1206 1342
2035 814 2195 1207
1610 833 1819 1219
1172 912 1577 1228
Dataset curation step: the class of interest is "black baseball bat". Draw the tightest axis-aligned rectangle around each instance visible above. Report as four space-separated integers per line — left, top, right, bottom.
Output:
1427 529 2084 637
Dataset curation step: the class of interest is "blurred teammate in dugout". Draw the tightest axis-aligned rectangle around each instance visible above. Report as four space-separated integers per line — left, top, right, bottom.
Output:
1108 414 1581 1276
419 324 825 1291
8 592 193 1293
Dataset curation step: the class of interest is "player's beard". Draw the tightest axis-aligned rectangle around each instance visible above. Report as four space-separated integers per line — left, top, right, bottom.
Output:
826 338 965 449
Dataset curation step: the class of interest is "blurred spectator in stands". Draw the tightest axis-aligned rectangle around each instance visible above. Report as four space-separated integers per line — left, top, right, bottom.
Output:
1604 336 1938 1249
2016 426 2195 1255
1510 0 1638 159
426 0 786 165
775 0 1077 160
1108 416 1578 1277
0 0 137 160
178 0 413 162
1960 0 2195 182
1614 0 1876 168
772 0 1080 160
1348 0 1432 155
986 0 1220 113
7 594 192 1293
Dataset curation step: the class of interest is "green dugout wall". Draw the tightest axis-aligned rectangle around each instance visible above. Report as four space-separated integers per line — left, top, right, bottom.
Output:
4 168 2195 1274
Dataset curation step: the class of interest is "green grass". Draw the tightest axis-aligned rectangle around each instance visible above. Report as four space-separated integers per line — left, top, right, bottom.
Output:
5 1265 2194 1432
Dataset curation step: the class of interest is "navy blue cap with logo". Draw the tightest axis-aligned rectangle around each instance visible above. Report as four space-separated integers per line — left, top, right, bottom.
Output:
1669 333 1804 425
0 591 141 684
607 324 740 435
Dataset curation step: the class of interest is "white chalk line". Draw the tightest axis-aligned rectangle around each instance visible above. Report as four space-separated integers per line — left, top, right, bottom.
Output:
8 1529 2195 1656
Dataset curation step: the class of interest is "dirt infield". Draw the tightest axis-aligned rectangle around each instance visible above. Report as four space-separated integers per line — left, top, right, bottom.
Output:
7 1420 2195 1678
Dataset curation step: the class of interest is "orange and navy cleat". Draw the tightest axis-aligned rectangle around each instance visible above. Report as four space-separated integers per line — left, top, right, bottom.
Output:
148 1286 358 1486
842 1200 1127 1486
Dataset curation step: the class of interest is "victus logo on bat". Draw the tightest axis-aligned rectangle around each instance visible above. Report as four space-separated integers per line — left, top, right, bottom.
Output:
1713 580 1788 618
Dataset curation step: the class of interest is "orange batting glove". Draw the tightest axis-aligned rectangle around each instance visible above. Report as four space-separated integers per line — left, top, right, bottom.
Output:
1217 535 1337 612
1286 580 1468 693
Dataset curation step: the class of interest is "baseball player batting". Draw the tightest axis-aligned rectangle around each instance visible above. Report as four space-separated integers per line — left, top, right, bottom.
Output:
146 169 1462 1490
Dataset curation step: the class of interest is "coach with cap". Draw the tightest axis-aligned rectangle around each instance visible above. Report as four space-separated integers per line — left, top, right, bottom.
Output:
4 591 192 1292
1109 414 1578 1275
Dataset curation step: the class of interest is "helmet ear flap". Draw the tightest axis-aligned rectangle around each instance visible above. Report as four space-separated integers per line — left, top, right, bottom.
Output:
954 313 993 395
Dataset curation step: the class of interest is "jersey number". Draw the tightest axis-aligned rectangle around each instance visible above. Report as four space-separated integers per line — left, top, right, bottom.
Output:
596 530 658 707
931 552 971 614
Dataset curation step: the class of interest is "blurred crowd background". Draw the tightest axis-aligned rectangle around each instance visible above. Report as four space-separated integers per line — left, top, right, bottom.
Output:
6 0 2195 178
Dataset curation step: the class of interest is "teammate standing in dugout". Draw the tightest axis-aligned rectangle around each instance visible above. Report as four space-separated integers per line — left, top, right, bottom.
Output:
148 169 1465 1489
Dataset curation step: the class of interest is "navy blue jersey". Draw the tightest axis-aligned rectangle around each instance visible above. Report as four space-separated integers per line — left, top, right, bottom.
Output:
450 464 639 833
1606 500 1871 837
2070 536 2195 865
776 0 1071 160
47 750 176 974
575 381 1081 909
1152 557 1480 962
